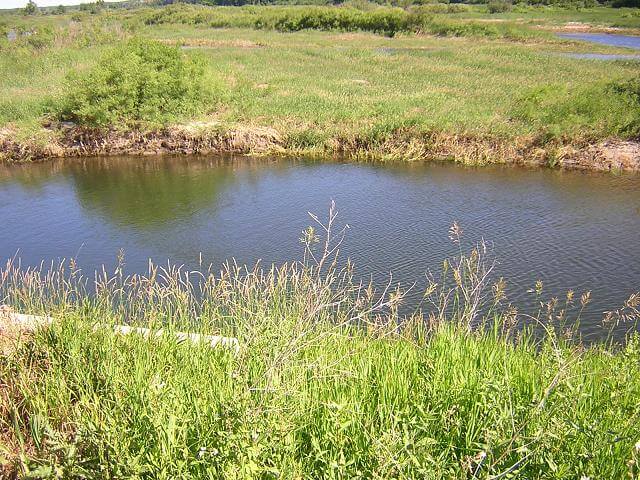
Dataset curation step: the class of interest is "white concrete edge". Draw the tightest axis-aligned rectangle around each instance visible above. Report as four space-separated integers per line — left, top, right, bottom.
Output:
1 307 240 353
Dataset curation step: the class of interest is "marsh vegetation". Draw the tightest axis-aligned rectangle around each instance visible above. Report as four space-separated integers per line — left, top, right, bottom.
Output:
0 3 639 167
1 2 640 476
1 208 639 478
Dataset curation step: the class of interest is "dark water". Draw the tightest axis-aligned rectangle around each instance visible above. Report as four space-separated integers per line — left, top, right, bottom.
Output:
1 156 639 338
558 32 640 50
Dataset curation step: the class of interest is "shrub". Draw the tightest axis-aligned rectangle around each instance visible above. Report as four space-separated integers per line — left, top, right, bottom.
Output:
57 38 211 127
487 0 513 13
23 0 38 15
412 3 469 13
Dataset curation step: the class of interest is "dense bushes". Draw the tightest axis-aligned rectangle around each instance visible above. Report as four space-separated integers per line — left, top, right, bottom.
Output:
136 4 532 38
487 0 513 13
140 5 418 36
611 0 640 7
57 38 211 126
154 0 615 6
260 7 413 35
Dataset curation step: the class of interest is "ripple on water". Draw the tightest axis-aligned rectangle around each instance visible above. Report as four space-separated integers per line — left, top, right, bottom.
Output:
0 157 639 339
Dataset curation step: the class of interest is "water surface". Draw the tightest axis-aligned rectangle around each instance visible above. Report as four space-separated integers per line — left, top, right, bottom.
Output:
563 52 640 61
1 156 639 339
557 32 640 49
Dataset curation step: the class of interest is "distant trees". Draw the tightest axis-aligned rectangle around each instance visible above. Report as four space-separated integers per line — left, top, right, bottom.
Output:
54 4 66 14
23 0 39 15
79 0 106 14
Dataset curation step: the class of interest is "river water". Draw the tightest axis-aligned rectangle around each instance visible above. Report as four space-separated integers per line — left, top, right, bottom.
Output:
1 156 639 339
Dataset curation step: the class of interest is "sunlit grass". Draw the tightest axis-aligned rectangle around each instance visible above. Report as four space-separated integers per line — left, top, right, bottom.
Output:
1 209 639 478
1 18 639 148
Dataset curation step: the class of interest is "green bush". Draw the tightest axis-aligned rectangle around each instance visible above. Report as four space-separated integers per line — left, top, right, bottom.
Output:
57 38 211 127
612 0 640 6
487 0 513 12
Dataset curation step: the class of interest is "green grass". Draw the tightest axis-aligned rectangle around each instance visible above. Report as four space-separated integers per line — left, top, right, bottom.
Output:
0 5 639 161
451 4 640 30
1 228 639 478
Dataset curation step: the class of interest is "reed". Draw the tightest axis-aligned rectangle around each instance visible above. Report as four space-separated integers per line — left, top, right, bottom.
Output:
1 207 639 478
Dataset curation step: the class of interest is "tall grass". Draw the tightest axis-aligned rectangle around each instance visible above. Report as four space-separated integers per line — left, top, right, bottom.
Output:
1 207 639 478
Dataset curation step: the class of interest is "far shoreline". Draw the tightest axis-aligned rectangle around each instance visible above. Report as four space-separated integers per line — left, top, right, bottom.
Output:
1 123 639 173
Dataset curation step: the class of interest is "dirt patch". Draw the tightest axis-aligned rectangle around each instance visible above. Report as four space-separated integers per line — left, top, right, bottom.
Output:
563 140 640 171
552 23 640 35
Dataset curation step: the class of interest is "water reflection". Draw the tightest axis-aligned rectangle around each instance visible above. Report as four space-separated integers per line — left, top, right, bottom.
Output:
69 156 236 229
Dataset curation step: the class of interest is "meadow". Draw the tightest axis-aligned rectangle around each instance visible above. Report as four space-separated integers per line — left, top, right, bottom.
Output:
0 3 639 166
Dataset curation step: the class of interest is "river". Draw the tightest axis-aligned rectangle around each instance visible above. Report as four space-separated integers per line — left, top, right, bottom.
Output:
1 155 639 339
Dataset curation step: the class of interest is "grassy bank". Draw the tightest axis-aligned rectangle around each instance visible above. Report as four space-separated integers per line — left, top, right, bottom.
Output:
0 4 639 168
1 218 639 478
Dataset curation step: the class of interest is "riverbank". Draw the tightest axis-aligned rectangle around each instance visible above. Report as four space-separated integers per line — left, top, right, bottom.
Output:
1 242 639 478
2 123 639 171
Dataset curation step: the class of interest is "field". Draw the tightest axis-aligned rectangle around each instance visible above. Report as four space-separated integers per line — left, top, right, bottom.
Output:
0 4 639 168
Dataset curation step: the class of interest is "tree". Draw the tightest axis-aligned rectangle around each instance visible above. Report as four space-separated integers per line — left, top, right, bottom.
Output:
23 0 38 15
54 4 66 14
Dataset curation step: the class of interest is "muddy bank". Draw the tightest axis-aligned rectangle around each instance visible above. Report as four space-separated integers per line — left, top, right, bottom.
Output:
0 124 638 172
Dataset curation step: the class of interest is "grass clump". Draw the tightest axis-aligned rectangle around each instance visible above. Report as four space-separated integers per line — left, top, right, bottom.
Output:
513 79 640 141
57 38 212 127
0 210 639 478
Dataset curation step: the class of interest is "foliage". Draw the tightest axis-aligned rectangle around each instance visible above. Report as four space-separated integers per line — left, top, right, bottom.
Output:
23 1 39 16
487 0 513 13
612 0 640 8
513 80 640 141
0 5 638 151
146 0 619 6
136 4 540 38
57 38 212 127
